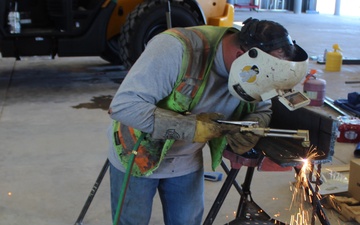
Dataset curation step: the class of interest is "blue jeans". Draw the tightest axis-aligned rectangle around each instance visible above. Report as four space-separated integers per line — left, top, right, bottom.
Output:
109 163 204 225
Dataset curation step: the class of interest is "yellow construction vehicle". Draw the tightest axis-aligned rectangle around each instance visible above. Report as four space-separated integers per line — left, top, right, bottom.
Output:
0 0 234 67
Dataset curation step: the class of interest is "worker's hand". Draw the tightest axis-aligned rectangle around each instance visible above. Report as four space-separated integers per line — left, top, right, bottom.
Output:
226 132 260 155
193 113 230 143
152 108 261 144
225 113 269 155
152 109 234 142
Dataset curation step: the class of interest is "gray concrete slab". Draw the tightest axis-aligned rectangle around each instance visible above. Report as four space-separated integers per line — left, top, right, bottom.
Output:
0 11 359 225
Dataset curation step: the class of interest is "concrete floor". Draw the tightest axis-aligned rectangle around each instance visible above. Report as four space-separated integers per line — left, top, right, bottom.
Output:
0 11 359 225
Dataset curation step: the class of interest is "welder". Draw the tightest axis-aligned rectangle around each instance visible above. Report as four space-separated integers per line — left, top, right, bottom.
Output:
107 17 308 225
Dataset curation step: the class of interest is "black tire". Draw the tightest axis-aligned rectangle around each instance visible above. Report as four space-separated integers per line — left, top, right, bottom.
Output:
119 0 204 69
100 34 122 65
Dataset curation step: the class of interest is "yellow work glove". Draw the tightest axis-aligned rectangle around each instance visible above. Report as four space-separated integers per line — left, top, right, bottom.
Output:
193 113 230 143
225 114 270 155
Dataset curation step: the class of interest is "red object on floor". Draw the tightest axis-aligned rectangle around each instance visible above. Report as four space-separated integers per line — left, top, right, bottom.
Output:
234 0 259 10
337 116 360 143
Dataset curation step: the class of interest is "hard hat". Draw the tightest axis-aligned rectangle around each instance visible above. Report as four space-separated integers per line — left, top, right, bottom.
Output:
228 44 308 104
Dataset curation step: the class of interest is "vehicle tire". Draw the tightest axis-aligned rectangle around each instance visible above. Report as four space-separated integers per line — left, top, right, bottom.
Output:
119 0 204 69
100 34 122 65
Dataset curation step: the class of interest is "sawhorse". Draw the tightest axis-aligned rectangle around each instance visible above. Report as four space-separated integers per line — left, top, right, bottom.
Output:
203 147 330 225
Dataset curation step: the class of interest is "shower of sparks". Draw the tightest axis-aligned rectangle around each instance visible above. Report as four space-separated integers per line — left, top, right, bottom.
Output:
288 146 325 225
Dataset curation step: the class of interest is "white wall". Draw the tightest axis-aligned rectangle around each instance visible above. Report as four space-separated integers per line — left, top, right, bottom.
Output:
317 0 360 16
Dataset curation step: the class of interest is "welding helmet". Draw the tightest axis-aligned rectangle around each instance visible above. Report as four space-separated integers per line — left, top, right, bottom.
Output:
237 17 296 54
228 44 309 104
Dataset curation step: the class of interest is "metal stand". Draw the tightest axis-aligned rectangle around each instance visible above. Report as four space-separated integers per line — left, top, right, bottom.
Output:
74 158 110 225
203 148 330 225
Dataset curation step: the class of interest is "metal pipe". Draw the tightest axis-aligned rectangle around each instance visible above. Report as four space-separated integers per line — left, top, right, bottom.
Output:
166 0 172 29
268 128 299 134
324 96 350 116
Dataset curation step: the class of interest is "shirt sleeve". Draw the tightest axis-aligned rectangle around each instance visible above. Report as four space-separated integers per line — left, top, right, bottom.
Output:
109 33 184 133
254 99 272 114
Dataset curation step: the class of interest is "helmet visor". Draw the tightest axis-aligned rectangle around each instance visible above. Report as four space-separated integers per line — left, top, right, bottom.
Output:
228 44 308 102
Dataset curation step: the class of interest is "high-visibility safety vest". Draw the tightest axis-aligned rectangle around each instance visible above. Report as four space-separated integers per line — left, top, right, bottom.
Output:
112 26 255 177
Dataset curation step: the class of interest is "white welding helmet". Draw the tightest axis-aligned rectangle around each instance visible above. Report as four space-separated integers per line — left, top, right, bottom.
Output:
228 44 309 110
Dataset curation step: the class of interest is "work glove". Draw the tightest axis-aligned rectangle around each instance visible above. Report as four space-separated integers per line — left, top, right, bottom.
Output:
193 113 228 143
226 113 270 155
226 131 260 155
152 108 234 143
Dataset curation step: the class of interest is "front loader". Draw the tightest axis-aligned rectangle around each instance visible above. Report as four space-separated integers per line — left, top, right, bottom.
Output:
0 0 234 68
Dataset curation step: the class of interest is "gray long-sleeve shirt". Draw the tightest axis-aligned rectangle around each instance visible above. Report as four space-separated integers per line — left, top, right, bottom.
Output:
108 32 271 178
